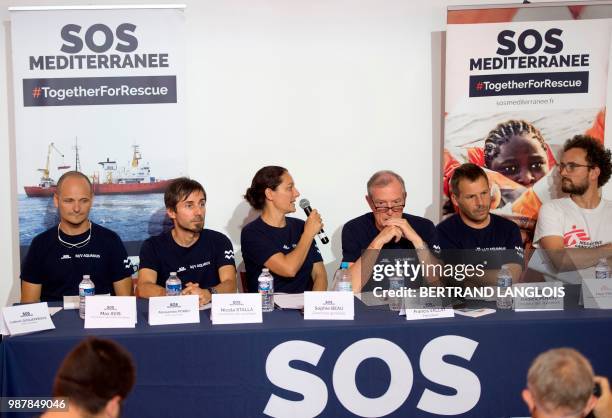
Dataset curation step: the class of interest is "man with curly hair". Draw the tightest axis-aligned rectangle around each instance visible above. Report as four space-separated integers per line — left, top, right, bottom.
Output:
533 135 612 283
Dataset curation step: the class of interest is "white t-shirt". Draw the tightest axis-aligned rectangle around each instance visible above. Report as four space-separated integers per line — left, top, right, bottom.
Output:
531 197 612 283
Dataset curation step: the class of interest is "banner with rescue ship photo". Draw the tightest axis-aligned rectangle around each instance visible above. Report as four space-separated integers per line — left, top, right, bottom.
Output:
10 6 186 254
444 2 612 251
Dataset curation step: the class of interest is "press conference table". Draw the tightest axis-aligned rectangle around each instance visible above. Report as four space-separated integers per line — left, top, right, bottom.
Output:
1 288 611 418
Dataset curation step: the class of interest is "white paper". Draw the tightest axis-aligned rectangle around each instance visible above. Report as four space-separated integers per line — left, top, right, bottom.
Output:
63 296 79 310
2 302 56 336
148 295 199 325
274 293 304 309
304 291 354 320
49 307 62 316
513 282 564 312
211 293 262 325
355 291 389 306
405 308 455 321
454 308 496 318
84 296 136 329
0 311 8 335
583 279 612 309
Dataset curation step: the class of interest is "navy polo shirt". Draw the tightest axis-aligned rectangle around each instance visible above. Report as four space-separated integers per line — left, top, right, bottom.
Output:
341 213 441 290
139 229 235 289
436 213 523 269
241 216 323 293
20 223 131 301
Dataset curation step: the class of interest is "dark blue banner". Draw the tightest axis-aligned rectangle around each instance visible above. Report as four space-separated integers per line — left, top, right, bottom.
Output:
469 71 588 97
23 75 177 106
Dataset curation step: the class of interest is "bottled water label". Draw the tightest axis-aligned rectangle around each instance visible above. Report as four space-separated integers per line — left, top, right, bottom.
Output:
166 283 182 296
79 287 95 297
337 281 352 292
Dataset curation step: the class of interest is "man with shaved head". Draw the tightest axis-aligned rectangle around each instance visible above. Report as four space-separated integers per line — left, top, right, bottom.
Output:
20 171 132 302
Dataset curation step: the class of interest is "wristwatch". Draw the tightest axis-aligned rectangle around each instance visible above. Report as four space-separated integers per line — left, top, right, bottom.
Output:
207 287 218 295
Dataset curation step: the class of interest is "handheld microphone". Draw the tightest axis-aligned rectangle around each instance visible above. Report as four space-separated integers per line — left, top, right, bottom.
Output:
299 198 330 244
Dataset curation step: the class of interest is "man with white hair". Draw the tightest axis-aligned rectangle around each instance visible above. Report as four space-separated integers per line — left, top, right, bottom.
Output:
341 170 442 292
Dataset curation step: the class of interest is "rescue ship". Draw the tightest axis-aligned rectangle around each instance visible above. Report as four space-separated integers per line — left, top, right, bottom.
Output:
24 143 173 197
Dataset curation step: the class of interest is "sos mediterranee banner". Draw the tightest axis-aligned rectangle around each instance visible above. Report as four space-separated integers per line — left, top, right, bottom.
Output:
443 3 612 250
10 6 187 257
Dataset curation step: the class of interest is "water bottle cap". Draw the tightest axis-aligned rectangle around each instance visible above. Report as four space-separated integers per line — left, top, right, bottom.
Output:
83 275 90 279
599 258 608 263
170 272 177 276
340 262 349 269
262 268 269 273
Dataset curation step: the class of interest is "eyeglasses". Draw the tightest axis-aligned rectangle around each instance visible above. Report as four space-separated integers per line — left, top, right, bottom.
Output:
557 162 593 173
373 203 405 213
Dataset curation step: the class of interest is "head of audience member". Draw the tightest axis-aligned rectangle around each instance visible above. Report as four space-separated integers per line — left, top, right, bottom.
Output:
50 337 135 418
244 166 299 215
164 177 207 234
450 163 491 228
522 348 597 418
560 135 612 196
485 119 550 187
53 171 94 231
366 170 406 231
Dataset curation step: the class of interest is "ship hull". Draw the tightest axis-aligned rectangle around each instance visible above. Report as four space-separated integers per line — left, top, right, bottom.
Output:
24 179 174 197
23 186 55 197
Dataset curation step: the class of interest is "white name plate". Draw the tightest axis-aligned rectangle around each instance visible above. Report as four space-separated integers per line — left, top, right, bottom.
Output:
149 295 199 325
84 296 136 329
583 279 612 309
2 303 55 336
211 293 262 325
405 308 454 321
304 291 354 320
513 282 564 312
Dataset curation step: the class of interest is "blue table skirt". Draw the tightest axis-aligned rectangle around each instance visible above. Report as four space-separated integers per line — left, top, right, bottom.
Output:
1 289 611 418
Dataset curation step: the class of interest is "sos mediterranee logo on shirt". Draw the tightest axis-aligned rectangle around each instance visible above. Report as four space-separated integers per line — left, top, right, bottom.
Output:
24 23 177 107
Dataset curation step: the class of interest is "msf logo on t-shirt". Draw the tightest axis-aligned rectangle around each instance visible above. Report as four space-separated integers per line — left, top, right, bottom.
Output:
563 225 591 247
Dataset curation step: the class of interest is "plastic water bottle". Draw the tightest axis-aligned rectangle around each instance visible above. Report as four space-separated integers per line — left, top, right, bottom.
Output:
595 258 610 279
165 272 182 296
388 276 404 311
333 262 352 292
496 265 513 310
258 268 274 312
79 275 95 319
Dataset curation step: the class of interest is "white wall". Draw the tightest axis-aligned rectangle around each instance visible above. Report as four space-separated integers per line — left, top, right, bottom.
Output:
0 0 564 306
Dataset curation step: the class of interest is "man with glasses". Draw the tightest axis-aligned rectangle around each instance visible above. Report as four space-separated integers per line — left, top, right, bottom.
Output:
341 170 442 292
137 177 236 306
437 163 523 287
533 135 612 283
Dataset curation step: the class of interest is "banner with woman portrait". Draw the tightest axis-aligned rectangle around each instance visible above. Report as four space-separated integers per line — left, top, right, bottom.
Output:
444 2 612 247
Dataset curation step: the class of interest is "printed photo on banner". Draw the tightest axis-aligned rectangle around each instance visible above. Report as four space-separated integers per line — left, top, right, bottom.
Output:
10 7 187 254
444 8 612 248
